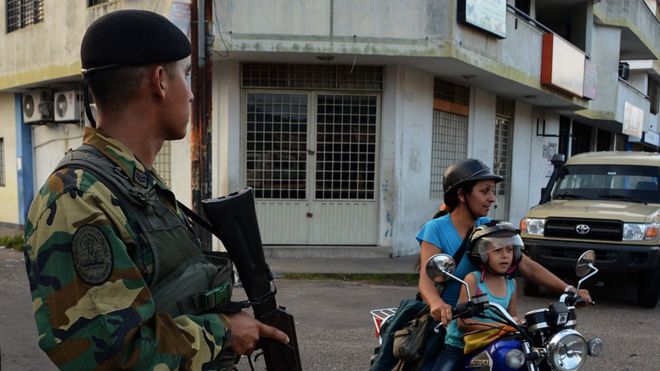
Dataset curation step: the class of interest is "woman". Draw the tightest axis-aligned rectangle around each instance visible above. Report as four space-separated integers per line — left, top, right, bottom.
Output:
417 159 591 329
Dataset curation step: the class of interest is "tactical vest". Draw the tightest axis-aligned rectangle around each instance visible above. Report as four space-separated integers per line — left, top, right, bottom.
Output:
55 144 233 318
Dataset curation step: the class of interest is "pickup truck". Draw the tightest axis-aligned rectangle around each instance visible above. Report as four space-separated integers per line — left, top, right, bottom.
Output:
520 151 659 307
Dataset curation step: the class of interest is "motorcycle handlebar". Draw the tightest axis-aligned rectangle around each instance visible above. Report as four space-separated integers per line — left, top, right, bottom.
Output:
561 291 595 307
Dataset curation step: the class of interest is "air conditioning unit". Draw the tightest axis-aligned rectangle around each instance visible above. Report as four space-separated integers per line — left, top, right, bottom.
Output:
23 90 53 124
618 62 630 80
54 90 82 122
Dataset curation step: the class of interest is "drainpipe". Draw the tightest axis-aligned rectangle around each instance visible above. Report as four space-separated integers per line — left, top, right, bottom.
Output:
191 0 213 250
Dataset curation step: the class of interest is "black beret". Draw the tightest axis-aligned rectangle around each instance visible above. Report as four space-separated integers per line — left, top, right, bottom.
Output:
81 10 191 71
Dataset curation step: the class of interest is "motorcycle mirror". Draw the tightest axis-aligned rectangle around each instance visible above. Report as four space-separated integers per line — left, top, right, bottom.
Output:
426 253 456 282
576 250 596 278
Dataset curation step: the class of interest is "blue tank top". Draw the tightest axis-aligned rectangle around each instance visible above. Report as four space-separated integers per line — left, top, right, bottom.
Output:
444 271 516 349
416 215 490 306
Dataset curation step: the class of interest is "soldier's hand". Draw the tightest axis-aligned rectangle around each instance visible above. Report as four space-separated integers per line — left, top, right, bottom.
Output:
225 311 290 355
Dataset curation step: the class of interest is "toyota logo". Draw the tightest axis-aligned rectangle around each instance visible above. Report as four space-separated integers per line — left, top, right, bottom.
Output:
576 224 590 235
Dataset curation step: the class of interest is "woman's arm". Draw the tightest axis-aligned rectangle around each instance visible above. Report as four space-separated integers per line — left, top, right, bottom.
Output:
518 255 592 303
419 241 453 326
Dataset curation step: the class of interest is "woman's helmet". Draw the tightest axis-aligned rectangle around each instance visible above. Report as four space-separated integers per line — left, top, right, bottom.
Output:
443 159 503 195
467 221 524 276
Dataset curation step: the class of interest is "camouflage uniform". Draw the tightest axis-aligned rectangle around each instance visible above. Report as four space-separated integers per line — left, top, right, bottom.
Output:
24 128 230 370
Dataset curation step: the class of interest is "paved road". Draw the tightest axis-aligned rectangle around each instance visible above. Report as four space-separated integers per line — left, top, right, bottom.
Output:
1 247 659 370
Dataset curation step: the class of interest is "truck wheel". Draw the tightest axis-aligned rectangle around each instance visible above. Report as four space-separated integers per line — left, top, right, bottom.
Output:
638 266 660 308
523 279 540 297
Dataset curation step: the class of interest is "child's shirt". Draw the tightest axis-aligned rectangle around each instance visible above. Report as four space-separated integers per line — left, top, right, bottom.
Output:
444 271 516 349
416 215 490 306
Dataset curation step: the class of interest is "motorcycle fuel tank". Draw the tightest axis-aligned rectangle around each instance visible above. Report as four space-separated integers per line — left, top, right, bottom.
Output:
464 338 524 371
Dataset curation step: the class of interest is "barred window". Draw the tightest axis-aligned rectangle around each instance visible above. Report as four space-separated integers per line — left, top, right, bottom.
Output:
430 111 468 198
242 63 383 91
430 78 470 198
0 138 5 187
246 92 309 199
315 94 377 200
6 0 44 33
434 79 470 106
153 141 171 185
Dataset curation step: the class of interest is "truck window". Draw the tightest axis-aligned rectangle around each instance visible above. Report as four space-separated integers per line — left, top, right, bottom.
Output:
552 165 659 204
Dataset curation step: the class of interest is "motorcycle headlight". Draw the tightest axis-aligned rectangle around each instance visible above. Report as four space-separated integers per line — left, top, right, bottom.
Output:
522 218 546 236
622 223 658 241
547 329 589 371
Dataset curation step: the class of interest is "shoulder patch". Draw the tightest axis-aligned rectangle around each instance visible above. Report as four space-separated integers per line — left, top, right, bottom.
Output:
72 225 113 286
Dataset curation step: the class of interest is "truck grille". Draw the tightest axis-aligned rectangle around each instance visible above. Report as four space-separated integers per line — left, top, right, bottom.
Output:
544 218 622 241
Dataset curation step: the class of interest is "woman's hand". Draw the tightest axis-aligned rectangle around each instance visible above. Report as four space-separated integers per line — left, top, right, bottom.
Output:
430 301 453 327
565 285 593 305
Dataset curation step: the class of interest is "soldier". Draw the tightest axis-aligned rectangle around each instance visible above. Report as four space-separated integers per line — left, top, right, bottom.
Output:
23 10 288 370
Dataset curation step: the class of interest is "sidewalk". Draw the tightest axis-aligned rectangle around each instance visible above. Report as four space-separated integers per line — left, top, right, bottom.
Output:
266 254 421 274
0 222 419 275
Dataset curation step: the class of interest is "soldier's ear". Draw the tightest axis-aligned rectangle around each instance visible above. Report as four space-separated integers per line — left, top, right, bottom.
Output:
147 65 168 101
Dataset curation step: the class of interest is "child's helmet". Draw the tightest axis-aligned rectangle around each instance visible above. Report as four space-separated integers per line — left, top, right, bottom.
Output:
467 221 524 275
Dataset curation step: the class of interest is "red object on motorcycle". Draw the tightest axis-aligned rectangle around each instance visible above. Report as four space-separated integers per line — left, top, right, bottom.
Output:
370 308 397 341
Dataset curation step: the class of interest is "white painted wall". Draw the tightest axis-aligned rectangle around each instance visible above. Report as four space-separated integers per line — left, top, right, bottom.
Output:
169 130 192 207
526 109 560 208
0 93 20 224
627 71 649 95
32 124 84 194
213 61 242 198
509 100 534 226
588 25 622 115
378 66 399 250
468 88 496 166
0 0 174 90
386 66 434 256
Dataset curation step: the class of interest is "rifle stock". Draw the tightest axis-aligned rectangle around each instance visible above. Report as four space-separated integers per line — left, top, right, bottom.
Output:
201 188 302 371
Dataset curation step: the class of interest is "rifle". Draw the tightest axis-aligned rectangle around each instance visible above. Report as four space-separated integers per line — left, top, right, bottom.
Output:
201 188 303 371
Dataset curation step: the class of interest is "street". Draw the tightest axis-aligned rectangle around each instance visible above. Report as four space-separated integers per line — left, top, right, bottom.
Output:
1 247 659 371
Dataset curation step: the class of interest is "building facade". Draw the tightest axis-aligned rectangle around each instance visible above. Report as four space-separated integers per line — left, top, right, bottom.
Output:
0 0 658 255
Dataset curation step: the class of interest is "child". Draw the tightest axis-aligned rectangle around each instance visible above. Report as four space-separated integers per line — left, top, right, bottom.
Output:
429 222 523 371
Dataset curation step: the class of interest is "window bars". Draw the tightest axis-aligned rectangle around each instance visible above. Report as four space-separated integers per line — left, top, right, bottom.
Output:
430 110 468 198
242 63 383 91
6 0 44 33
153 141 172 185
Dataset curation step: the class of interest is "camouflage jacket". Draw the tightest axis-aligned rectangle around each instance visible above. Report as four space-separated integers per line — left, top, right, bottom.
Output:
24 128 230 370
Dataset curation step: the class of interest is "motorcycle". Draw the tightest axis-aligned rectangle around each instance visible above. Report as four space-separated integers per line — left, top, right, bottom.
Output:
370 250 603 371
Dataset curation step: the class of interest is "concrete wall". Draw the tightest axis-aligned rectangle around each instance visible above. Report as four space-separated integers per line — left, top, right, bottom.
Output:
32 124 84 193
382 66 434 256
454 10 544 80
583 25 621 119
0 94 20 224
216 0 444 57
213 60 242 197
169 133 193 208
527 109 560 207
594 0 659 59
0 0 175 90
468 88 496 164
616 80 651 124
627 70 649 94
509 100 534 225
